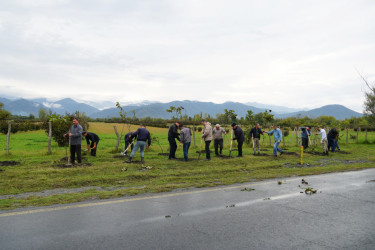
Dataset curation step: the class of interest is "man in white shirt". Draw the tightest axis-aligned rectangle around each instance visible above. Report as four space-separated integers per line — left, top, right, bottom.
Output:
316 126 328 155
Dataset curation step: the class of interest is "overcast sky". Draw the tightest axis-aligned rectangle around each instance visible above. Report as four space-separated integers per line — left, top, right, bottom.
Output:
1 0 374 112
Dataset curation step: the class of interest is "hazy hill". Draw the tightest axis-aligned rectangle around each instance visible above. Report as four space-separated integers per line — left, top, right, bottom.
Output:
276 104 362 120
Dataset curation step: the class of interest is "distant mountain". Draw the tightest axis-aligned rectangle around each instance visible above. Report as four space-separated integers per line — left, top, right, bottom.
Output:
245 102 304 114
276 105 362 120
89 100 265 119
0 96 363 120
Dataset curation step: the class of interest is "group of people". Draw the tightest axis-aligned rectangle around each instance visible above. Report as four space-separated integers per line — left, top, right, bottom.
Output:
64 118 340 164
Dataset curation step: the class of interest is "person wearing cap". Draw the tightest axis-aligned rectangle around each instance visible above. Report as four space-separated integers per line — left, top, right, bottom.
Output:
264 124 284 157
63 117 83 164
212 124 226 156
168 121 180 160
316 126 328 155
201 119 213 160
249 123 264 155
179 124 192 161
82 131 100 156
231 123 245 157
126 124 151 163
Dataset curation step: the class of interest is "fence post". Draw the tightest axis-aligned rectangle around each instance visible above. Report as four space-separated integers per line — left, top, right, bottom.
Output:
6 121 11 155
346 128 348 144
365 129 368 141
295 127 298 146
114 125 120 151
282 128 285 147
48 121 52 154
84 124 88 132
356 128 359 143
193 126 196 147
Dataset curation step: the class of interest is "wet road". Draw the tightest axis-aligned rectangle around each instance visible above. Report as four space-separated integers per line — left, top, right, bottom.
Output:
1 169 375 250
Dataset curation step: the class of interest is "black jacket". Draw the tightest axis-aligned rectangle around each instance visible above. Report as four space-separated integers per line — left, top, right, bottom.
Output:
168 124 180 141
85 132 99 145
249 127 263 139
124 132 137 142
134 127 151 146
327 128 339 139
233 126 245 143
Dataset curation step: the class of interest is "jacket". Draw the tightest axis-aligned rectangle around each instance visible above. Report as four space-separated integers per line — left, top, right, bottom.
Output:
249 127 263 139
266 128 282 142
233 126 245 143
134 127 151 146
180 127 192 144
202 122 213 141
65 124 83 145
85 132 99 145
168 124 180 141
301 127 311 139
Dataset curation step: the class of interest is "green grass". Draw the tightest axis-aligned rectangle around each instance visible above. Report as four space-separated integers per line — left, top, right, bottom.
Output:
0 123 374 210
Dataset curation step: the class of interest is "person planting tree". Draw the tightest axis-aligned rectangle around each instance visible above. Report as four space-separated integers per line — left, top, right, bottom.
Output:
126 124 151 164
82 131 100 156
201 119 213 161
179 124 192 161
301 126 311 150
249 123 264 155
63 117 83 164
264 124 284 157
232 123 245 157
212 124 226 156
168 121 180 160
316 126 328 155
124 131 137 155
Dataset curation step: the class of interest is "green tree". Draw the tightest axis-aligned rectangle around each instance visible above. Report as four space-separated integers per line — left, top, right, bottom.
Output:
361 75 375 123
38 108 48 121
0 102 10 121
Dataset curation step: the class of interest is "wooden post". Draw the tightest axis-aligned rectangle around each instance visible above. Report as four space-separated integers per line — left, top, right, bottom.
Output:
365 129 368 141
282 128 285 147
114 125 120 151
193 126 196 147
84 124 88 132
295 127 298 146
48 121 52 154
356 128 359 143
346 128 348 144
6 121 11 155
268 127 272 146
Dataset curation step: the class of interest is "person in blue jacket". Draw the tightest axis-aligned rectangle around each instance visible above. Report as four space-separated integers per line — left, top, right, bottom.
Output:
264 124 284 157
301 126 311 149
126 124 151 163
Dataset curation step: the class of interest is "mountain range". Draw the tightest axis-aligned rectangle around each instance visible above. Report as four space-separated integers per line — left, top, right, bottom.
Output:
0 96 363 120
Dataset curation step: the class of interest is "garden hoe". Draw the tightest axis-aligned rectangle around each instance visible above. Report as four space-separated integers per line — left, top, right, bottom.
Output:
229 129 234 157
67 136 72 166
120 141 135 156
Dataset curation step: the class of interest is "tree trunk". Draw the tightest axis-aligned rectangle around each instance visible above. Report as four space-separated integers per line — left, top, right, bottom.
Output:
193 126 196 147
6 121 11 155
365 129 368 141
84 124 88 132
282 130 285 147
295 128 298 146
48 121 52 154
356 128 359 143
346 128 348 144
114 125 120 151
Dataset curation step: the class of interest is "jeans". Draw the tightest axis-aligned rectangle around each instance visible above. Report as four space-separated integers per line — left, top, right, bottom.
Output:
70 144 82 163
183 142 190 161
130 141 146 158
169 139 177 159
214 139 223 155
273 141 283 155
205 140 211 159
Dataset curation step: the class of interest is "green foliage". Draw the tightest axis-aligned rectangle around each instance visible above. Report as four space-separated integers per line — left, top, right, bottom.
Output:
38 108 48 121
0 102 11 121
166 106 184 120
360 74 375 123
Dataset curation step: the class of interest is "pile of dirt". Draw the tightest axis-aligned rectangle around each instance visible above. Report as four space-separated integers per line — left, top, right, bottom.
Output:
281 152 298 156
252 153 271 157
54 162 92 168
113 155 128 158
216 155 233 159
0 161 20 166
158 153 169 156
334 150 351 154
283 163 314 168
196 150 213 153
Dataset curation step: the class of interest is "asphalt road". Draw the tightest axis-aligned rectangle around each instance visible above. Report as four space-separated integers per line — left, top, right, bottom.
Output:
1 169 375 250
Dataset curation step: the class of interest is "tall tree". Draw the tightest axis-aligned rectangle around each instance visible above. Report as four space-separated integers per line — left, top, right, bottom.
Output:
360 74 375 123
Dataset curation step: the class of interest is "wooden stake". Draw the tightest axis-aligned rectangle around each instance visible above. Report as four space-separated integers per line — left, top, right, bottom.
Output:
6 121 11 155
48 121 52 154
114 125 120 151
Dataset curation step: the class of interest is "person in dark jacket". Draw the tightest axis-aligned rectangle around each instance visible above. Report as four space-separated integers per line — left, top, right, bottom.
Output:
327 127 339 152
232 123 245 157
124 131 137 155
168 122 180 159
249 123 264 155
63 118 83 164
82 131 100 156
301 126 311 150
126 125 151 163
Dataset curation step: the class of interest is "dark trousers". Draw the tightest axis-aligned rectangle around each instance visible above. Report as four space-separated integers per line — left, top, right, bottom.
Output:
237 141 243 156
205 140 211 159
302 137 309 149
169 139 177 159
70 144 82 164
90 140 99 156
214 139 223 155
327 136 336 152
124 140 134 154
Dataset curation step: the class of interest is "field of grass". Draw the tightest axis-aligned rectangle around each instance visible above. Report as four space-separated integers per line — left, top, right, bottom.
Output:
0 122 374 210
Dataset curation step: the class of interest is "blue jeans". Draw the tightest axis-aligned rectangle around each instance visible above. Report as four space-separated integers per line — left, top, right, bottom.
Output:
273 141 283 155
130 141 146 158
183 142 190 161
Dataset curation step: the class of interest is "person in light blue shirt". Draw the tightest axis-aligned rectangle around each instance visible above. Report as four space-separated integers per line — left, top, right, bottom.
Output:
264 124 284 156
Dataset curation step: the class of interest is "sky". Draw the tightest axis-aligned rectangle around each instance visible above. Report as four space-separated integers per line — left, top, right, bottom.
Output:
0 0 374 112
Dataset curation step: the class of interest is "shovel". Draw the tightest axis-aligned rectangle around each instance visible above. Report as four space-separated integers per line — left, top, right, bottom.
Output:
121 140 135 156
